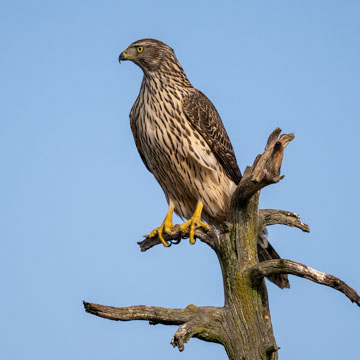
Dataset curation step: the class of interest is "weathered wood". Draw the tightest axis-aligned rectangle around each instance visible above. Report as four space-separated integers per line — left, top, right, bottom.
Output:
260 209 310 232
248 259 360 306
231 128 294 206
83 301 225 352
84 129 360 359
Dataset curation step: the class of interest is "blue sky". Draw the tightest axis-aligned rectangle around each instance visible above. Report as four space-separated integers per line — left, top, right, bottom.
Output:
1 1 360 359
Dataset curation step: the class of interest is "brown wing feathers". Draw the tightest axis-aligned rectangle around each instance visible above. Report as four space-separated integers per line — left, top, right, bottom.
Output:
183 90 242 184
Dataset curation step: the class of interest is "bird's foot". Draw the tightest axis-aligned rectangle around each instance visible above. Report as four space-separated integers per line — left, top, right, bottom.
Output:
147 219 175 247
179 217 210 245
179 201 210 245
146 205 175 247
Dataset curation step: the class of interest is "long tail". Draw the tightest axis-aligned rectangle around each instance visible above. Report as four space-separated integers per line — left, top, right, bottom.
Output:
257 229 290 289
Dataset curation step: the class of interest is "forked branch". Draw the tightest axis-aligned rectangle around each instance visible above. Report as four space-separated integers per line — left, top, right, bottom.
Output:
249 259 360 306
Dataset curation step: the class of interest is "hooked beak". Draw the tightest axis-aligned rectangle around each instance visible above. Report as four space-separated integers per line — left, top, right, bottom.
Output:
119 49 131 63
119 52 126 63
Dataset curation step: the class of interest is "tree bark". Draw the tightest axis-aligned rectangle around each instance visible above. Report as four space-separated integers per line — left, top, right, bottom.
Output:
84 128 360 359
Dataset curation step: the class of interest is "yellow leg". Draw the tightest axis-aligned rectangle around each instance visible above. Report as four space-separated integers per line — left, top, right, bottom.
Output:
147 203 175 247
179 201 210 245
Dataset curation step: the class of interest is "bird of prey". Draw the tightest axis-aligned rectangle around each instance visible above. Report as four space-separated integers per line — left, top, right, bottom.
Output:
119 39 289 289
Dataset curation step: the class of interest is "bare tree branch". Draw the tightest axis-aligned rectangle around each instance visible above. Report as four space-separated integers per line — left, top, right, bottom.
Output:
83 302 189 324
83 301 222 324
249 259 360 306
84 301 223 352
260 209 310 232
138 225 220 252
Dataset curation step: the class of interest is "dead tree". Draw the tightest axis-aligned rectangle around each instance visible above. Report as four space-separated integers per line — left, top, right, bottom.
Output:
84 128 360 360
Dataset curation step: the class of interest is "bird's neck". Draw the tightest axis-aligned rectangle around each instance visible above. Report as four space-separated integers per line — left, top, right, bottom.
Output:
142 61 192 91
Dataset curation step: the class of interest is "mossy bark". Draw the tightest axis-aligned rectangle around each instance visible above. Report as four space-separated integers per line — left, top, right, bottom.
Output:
211 193 278 360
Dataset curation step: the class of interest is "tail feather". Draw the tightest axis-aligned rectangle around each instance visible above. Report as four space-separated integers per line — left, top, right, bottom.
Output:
257 229 290 289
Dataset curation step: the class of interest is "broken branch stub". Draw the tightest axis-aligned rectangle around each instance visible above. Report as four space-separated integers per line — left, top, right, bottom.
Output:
232 128 295 206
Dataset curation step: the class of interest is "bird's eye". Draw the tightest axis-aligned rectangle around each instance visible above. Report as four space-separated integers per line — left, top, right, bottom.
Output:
137 46 144 53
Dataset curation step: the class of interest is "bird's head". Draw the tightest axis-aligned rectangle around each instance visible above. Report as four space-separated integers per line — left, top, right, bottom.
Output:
119 39 177 73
